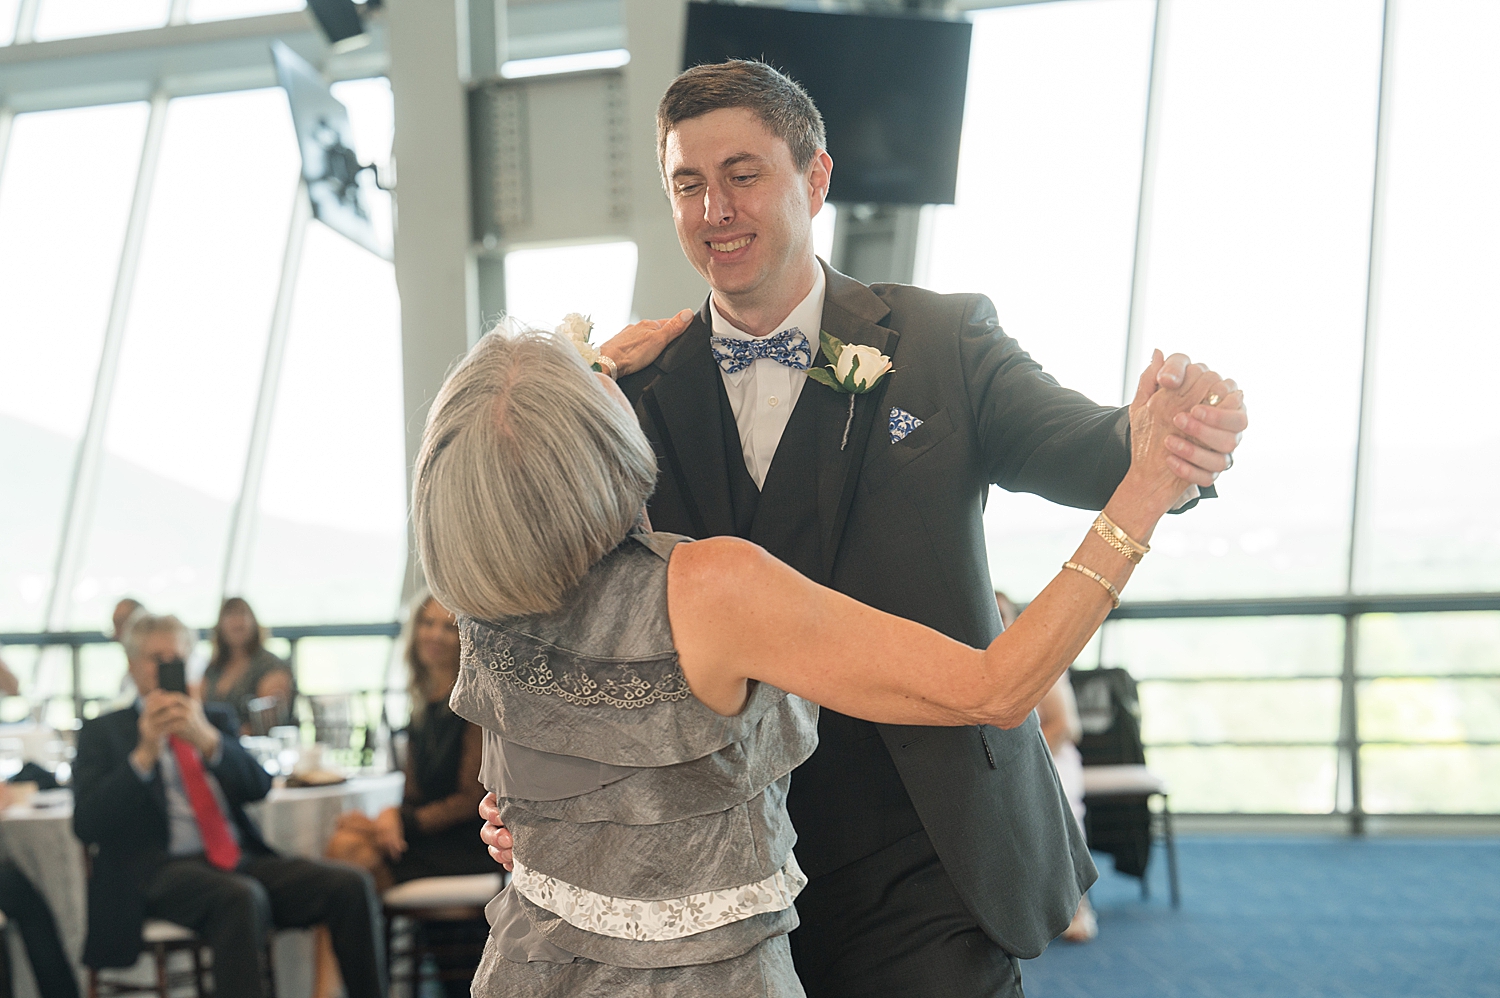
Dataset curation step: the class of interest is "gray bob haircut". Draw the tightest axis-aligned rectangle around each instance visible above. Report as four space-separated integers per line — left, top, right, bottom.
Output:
122 613 193 663
413 326 657 621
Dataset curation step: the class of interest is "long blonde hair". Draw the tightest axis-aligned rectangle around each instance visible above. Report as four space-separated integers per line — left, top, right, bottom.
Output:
400 589 452 729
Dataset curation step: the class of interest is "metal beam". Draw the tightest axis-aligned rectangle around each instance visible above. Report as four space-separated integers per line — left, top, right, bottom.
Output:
220 182 313 599
1346 0 1400 596
0 11 388 112
0 106 13 184
13 0 37 45
43 91 170 631
1105 591 1500 620
1120 0 1169 404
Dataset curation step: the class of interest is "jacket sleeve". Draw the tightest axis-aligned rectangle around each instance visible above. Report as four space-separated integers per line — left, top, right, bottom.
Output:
205 708 272 806
957 294 1132 510
71 717 164 848
956 293 1213 512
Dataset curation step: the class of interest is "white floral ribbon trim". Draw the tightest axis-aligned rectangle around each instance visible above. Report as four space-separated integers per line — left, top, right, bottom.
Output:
510 852 806 942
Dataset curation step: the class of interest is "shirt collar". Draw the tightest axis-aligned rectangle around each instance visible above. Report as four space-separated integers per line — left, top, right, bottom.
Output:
709 261 827 345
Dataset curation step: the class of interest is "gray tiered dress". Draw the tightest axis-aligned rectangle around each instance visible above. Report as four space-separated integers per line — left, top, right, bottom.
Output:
450 530 819 998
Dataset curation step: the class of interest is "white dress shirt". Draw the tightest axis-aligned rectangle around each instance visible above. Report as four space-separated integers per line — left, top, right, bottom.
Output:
710 265 827 489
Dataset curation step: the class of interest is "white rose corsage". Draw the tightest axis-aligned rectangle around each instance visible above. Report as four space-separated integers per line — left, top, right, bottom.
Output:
806 331 894 449
557 313 607 372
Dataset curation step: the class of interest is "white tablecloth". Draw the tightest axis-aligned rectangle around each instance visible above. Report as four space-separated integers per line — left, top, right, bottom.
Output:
0 772 406 998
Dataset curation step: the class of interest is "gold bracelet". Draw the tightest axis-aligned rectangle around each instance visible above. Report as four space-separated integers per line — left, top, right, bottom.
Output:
1093 512 1149 564
1062 561 1121 609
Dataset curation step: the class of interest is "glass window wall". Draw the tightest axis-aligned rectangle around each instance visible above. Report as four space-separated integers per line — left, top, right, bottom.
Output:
1354 0 1500 594
68 89 300 628
0 103 149 631
33 0 169 40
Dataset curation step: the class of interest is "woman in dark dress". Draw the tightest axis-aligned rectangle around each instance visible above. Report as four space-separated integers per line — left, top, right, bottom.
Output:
314 591 490 998
200 597 295 733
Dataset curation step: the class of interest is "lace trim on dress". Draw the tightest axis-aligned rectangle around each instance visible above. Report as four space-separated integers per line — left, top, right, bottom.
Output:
462 618 691 710
510 853 807 943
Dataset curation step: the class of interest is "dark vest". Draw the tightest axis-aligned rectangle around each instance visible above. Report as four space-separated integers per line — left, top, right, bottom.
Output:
716 380 924 879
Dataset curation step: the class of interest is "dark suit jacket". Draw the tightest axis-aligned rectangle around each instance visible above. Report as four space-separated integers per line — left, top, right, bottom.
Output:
72 703 274 968
619 261 1206 957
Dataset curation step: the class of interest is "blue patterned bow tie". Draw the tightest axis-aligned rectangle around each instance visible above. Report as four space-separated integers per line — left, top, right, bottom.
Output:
709 327 814 375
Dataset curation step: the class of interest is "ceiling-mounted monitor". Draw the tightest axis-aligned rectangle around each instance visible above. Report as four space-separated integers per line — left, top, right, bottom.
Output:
271 41 389 260
682 2 972 206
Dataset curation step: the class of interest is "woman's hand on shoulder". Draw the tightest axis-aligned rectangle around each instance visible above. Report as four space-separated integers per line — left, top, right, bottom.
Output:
599 310 696 378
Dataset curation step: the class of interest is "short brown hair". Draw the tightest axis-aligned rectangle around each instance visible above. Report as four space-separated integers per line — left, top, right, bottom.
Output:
657 60 827 181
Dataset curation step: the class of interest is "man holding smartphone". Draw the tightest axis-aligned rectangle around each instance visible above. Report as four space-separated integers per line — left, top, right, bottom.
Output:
72 613 386 998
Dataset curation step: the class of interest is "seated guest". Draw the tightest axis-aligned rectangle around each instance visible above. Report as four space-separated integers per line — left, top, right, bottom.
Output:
998 592 1096 942
71 613 385 998
112 597 145 700
0 785 79 998
0 647 18 696
314 591 490 998
201 598 295 734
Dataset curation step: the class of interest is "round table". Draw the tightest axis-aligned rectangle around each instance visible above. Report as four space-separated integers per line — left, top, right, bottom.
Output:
0 772 406 998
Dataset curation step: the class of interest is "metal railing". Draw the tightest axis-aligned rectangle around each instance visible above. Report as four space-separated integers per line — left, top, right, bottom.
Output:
0 622 401 721
1098 591 1500 831
6 592 1499 829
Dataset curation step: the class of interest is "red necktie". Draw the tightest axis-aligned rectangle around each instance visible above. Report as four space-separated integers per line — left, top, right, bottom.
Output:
169 736 242 871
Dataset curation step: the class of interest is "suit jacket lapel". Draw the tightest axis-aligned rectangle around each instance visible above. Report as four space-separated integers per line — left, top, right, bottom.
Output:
638 302 738 540
813 263 900 581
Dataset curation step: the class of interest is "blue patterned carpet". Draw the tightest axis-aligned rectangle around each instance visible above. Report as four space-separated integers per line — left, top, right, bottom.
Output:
1019 837 1500 998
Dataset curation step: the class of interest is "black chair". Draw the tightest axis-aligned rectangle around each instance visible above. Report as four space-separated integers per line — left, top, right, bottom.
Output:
383 873 503 998
1069 666 1180 907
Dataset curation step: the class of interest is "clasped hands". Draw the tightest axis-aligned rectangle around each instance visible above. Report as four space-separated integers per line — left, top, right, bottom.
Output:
335 807 409 860
1133 349 1246 506
132 688 221 772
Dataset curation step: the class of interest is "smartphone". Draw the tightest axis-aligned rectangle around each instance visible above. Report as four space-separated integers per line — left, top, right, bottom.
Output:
157 658 187 695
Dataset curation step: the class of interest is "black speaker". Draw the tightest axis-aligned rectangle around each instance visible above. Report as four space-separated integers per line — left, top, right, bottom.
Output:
307 0 365 50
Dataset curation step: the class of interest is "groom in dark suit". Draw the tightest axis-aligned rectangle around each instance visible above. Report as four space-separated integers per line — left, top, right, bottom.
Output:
485 60 1246 996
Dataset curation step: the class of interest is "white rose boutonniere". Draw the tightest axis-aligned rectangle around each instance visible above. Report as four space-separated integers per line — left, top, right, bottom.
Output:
806 331 894 449
557 313 604 371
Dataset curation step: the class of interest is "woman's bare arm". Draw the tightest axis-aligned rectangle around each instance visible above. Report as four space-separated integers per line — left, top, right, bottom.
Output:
670 361 1234 727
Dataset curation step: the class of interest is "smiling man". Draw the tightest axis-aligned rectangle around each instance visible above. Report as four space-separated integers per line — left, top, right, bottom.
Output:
483 59 1246 997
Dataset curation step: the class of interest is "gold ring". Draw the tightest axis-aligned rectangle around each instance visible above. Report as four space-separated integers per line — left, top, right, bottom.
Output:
1205 393 1222 406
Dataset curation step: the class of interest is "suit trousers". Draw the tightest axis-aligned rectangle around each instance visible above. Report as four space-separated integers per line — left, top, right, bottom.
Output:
142 855 385 998
789 830 1024 998
0 860 80 998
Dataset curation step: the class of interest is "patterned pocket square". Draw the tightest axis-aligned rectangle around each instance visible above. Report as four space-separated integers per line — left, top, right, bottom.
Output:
889 406 924 444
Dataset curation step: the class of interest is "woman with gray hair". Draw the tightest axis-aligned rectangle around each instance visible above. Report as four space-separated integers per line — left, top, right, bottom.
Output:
415 327 1227 997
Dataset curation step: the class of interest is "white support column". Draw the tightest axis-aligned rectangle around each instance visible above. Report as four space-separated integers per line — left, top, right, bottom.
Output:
1337 0 1400 834
387 0 475 601
1120 0 1170 406
220 183 312 599
13 0 38 44
623 0 708 320
0 107 14 184
1346 0 1399 597
44 92 169 630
